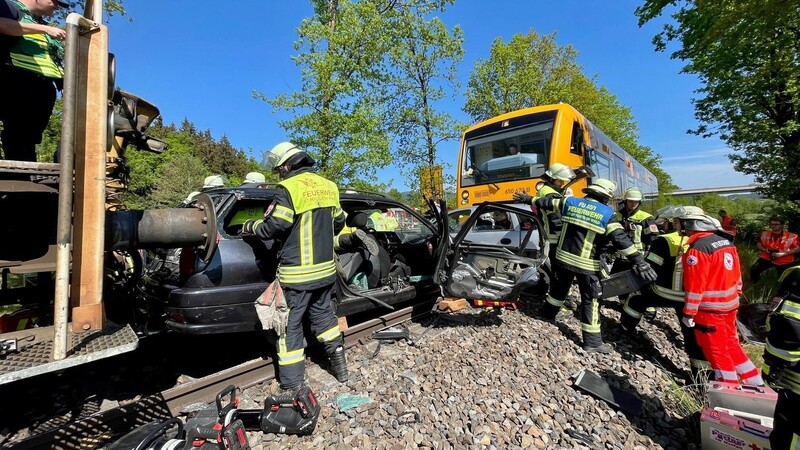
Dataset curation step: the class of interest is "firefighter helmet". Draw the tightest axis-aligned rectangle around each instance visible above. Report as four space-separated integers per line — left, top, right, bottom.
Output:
656 205 679 220
623 187 644 201
545 163 575 182
244 171 266 183
202 175 225 189
582 178 616 199
265 142 315 172
677 206 720 231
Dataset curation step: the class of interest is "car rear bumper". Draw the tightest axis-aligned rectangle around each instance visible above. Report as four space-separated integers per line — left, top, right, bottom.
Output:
165 301 261 334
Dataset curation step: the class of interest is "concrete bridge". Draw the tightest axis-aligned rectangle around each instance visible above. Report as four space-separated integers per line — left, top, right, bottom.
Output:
646 184 763 199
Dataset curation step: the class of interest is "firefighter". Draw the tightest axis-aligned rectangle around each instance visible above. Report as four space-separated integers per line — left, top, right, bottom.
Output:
678 209 763 385
517 178 657 353
610 187 658 274
750 215 799 283
242 142 348 394
515 163 575 294
762 263 800 449
620 205 710 376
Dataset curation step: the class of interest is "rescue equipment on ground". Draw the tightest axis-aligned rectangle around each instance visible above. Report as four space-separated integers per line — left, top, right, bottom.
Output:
572 369 643 416
248 384 321 435
104 385 251 449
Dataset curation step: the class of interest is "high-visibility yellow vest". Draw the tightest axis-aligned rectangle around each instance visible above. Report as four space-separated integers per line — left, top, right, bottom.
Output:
8 1 64 79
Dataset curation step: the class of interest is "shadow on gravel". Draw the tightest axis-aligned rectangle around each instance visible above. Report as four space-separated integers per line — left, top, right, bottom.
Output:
606 323 691 384
594 369 694 449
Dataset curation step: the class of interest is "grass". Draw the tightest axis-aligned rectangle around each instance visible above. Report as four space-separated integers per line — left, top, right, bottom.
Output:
736 244 780 304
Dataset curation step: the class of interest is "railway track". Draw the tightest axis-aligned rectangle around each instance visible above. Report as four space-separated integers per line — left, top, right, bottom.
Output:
6 300 435 449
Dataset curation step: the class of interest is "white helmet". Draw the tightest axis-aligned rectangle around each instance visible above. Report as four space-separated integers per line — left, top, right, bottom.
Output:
244 171 266 183
202 175 225 189
582 178 616 199
623 187 644 201
676 206 720 231
545 163 576 182
656 205 679 220
265 142 302 172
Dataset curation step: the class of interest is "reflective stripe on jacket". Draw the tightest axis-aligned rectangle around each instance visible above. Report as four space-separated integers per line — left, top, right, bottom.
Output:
7 1 64 79
614 208 657 252
253 170 345 289
536 195 639 274
682 232 742 316
763 293 800 395
645 231 688 302
759 230 798 265
536 183 563 244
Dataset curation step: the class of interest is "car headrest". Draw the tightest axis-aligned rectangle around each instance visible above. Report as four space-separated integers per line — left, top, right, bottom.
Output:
347 212 368 228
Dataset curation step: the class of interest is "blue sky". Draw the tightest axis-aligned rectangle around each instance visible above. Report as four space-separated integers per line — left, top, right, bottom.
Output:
106 0 753 191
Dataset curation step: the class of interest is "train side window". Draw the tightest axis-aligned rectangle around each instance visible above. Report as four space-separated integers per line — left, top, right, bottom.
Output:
569 121 584 155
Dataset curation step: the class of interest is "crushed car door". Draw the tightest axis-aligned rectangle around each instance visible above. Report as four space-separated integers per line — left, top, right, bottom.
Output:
434 202 547 302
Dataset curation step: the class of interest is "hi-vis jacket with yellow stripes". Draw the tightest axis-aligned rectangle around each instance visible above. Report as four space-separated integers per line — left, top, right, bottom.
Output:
536 183 564 244
614 207 658 252
6 1 64 79
251 168 345 290
644 231 688 302
535 195 642 275
763 265 800 396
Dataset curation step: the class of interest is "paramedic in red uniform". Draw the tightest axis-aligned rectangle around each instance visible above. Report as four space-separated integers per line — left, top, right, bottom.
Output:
679 209 764 385
750 215 799 283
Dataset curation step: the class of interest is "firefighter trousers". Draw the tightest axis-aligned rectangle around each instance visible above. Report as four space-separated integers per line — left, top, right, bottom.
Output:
771 390 800 450
543 264 605 348
277 285 343 390
693 311 763 385
621 288 709 374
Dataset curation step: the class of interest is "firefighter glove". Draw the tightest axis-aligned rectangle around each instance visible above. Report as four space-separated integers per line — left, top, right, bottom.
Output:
255 280 289 336
513 192 533 204
681 315 695 328
632 260 658 282
242 219 258 234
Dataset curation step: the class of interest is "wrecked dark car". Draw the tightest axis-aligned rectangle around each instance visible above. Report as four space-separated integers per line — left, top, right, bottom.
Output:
136 186 550 334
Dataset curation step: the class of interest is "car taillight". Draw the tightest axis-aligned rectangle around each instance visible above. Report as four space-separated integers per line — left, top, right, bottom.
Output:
179 247 196 276
167 312 187 323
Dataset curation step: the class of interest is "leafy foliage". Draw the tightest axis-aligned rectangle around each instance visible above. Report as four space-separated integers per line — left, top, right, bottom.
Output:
262 0 395 189
263 0 464 200
636 0 800 218
122 118 261 209
463 30 675 192
386 2 464 201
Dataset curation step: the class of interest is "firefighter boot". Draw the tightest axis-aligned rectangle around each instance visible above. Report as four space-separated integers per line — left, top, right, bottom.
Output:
328 346 349 382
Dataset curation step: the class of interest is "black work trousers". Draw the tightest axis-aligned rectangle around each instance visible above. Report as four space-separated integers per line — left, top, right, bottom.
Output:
770 390 800 450
543 262 605 347
277 285 342 390
620 287 709 374
750 258 794 284
0 65 59 162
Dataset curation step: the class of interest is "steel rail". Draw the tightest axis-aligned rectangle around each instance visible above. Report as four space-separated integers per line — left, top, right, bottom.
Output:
9 299 435 449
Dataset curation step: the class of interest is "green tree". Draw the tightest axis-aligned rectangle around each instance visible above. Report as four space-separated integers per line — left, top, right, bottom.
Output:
261 0 395 188
636 0 800 216
387 3 464 201
463 30 675 192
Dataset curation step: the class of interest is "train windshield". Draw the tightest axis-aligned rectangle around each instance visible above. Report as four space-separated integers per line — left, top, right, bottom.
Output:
460 114 554 187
